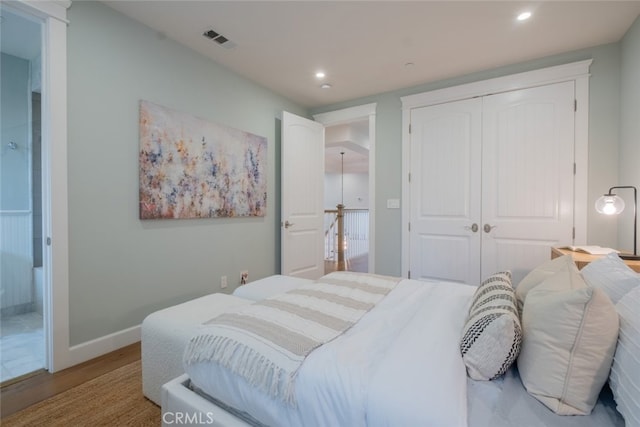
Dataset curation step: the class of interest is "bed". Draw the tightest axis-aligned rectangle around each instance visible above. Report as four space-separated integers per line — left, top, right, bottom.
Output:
158 255 640 427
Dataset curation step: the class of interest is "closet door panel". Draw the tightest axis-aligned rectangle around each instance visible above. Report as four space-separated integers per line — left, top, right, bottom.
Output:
409 98 482 284
481 81 575 284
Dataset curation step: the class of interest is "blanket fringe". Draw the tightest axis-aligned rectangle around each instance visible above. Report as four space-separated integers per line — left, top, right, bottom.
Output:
183 335 298 406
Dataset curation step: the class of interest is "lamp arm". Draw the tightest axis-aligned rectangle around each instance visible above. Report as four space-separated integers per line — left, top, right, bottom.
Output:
608 186 637 256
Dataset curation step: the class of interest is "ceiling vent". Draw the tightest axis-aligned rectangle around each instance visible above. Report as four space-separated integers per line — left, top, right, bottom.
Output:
203 29 236 49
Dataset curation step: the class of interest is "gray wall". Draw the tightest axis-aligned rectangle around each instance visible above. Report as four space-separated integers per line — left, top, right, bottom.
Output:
1 53 30 210
620 16 640 254
312 43 634 276
67 2 307 345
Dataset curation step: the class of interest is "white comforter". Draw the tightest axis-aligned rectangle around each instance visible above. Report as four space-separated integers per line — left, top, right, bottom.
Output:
185 278 476 427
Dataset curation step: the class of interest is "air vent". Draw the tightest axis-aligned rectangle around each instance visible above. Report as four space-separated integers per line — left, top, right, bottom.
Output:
203 28 236 49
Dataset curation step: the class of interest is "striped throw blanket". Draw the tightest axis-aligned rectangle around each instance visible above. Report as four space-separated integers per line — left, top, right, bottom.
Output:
183 271 400 406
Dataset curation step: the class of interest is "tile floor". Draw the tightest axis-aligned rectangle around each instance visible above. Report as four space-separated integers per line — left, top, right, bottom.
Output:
0 312 45 383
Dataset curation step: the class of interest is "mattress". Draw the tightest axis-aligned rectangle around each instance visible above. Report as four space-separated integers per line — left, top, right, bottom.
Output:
185 278 477 427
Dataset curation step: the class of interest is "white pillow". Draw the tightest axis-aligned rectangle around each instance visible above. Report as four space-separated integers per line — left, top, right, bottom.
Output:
515 254 574 312
609 286 640 426
518 262 619 415
460 271 521 381
581 252 640 304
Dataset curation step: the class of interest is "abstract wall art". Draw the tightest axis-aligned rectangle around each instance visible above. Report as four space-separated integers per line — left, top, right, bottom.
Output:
139 100 267 219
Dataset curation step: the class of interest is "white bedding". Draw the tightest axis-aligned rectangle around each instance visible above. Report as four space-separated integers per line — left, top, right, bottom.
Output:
467 367 625 427
185 278 476 427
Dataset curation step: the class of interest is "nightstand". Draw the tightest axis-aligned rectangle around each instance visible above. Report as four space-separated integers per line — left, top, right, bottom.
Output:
551 247 640 273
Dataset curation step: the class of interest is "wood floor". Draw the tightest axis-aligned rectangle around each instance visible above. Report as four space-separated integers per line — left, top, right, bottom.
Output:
325 253 369 274
0 342 142 419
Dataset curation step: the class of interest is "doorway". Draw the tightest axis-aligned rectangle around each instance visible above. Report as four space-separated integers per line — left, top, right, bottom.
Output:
314 103 376 275
323 120 370 273
0 7 46 383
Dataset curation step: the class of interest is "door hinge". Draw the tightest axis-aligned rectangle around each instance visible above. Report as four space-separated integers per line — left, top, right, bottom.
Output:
408 222 411 232
573 163 576 175
574 99 577 112
408 270 411 279
408 172 411 183
409 124 411 134
573 227 576 239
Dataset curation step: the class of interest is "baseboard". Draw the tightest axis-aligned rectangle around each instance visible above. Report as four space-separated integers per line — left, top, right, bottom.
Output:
67 324 141 367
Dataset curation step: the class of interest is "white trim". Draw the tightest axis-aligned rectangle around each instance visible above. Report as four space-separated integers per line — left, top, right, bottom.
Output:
314 103 377 274
67 326 141 367
46 9 71 371
401 60 591 277
573 76 590 245
13 1 71 23
401 106 411 278
401 60 593 109
11 0 71 372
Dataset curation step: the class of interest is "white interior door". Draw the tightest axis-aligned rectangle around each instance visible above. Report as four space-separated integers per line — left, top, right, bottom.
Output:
281 111 325 279
409 98 482 283
481 81 575 284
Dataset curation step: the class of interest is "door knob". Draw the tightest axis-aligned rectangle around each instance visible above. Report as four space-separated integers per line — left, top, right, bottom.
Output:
283 220 295 229
483 224 497 233
464 223 479 233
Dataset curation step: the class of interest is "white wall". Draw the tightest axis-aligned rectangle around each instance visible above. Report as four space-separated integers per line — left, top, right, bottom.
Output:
324 172 369 210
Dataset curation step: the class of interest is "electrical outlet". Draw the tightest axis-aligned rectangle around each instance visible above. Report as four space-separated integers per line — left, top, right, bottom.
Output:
220 276 228 289
240 270 248 285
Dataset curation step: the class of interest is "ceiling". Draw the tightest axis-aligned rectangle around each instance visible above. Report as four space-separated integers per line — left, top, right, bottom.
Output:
325 120 370 174
103 1 640 109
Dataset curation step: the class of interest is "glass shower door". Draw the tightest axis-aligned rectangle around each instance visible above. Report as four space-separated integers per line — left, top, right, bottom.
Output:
0 6 45 383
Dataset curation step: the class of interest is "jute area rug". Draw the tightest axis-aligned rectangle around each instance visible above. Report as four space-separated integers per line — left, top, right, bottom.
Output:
2 360 161 426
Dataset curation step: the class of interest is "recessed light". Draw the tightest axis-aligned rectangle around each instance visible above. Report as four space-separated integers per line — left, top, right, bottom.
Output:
315 71 326 79
320 83 332 89
517 11 532 21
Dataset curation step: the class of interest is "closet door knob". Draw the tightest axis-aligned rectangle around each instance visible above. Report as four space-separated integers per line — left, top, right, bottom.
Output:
464 223 479 233
483 224 497 233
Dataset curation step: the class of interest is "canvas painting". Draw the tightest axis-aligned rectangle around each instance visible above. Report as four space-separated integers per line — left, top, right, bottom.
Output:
139 100 267 219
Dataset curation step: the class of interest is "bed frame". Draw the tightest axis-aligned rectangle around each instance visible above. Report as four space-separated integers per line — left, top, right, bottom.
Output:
161 375 251 427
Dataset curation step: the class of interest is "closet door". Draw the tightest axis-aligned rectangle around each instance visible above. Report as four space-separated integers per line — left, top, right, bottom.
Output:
481 81 575 284
409 98 482 284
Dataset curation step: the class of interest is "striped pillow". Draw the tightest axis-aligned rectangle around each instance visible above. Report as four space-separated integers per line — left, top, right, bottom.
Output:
460 271 522 380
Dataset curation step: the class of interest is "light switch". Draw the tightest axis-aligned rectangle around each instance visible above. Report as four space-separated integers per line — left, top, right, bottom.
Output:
387 199 400 209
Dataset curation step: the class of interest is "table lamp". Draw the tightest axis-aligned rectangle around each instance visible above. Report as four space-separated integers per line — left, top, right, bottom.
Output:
595 186 639 260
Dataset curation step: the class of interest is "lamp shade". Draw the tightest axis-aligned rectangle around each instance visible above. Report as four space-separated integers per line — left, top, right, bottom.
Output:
595 194 625 215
